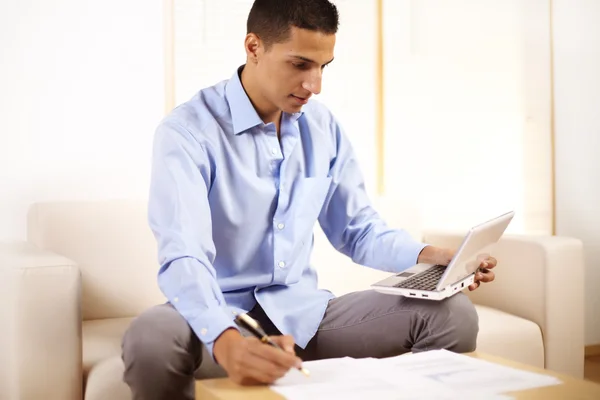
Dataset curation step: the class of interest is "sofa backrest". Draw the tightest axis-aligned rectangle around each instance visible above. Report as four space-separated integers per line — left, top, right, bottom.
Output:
27 200 163 321
26 197 422 320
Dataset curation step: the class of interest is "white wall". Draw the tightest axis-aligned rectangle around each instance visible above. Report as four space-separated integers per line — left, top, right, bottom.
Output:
382 0 553 235
0 0 164 242
553 0 600 346
317 0 378 189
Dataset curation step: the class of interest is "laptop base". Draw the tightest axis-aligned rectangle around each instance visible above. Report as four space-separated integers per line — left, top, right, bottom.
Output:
371 273 476 301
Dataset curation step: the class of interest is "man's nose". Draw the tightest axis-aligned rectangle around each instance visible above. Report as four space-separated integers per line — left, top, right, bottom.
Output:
302 69 322 95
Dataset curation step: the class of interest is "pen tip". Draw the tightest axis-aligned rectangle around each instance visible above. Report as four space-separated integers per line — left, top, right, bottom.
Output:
301 367 310 377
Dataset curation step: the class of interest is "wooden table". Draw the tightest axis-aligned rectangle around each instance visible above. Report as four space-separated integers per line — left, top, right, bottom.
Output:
196 352 600 399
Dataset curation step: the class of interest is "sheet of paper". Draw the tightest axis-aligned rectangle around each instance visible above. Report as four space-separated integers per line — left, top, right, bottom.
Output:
272 357 465 400
270 350 560 399
376 350 562 396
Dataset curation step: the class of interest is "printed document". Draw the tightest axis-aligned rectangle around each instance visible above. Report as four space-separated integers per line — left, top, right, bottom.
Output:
271 350 561 399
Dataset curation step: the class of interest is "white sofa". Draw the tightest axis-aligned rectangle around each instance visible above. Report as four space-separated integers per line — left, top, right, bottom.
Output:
1 200 585 400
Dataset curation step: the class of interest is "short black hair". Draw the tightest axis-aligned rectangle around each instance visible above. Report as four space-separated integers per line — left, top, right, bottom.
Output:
247 0 339 48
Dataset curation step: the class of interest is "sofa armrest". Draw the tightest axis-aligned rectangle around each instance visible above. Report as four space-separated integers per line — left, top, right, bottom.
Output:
422 232 585 378
0 242 82 400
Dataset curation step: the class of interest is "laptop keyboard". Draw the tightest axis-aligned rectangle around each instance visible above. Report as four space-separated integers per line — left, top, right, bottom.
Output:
394 265 447 291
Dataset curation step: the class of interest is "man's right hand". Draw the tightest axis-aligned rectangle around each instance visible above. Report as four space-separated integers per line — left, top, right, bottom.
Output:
213 328 303 385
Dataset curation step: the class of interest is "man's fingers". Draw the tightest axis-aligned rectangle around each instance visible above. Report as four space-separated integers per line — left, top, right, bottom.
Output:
239 350 288 383
238 368 276 385
478 269 495 283
271 335 296 355
470 256 497 291
482 256 497 269
484 271 495 282
248 338 302 370
244 366 282 384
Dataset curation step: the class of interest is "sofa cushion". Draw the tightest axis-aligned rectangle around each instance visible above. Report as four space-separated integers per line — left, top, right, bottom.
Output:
474 305 544 368
85 356 130 400
83 317 133 384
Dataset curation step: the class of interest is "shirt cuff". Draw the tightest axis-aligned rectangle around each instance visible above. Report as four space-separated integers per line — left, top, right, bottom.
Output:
172 302 239 360
396 241 430 271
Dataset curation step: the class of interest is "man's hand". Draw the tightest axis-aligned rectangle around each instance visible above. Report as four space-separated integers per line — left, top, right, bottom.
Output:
417 245 453 266
418 245 497 291
212 328 302 385
468 255 497 291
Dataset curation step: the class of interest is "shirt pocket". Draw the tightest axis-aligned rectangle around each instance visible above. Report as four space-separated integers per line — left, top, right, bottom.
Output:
295 176 332 223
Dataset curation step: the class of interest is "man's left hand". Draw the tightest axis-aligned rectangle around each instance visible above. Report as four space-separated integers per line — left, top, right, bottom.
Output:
468 256 497 291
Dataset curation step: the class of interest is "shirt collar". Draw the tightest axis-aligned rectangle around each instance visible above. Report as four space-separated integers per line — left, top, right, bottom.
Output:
225 65 304 135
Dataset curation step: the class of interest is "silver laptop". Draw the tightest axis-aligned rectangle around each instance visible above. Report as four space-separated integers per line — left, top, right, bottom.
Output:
371 211 515 301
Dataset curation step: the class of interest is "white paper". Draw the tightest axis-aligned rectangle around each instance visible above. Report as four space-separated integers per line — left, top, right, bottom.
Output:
270 350 560 399
378 350 561 395
272 356 465 400
381 350 561 394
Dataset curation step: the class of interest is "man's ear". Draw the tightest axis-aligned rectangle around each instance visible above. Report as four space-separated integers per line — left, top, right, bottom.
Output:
244 33 262 64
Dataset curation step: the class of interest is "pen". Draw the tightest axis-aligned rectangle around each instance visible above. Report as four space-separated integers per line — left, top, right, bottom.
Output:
234 312 310 377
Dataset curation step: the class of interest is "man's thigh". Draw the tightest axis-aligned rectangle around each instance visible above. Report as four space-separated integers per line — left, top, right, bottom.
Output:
122 303 269 380
297 290 478 361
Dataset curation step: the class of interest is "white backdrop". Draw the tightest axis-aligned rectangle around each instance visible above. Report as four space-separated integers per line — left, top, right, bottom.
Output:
382 0 553 235
0 0 164 241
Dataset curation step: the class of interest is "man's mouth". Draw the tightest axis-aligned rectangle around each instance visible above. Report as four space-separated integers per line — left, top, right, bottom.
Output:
290 94 309 104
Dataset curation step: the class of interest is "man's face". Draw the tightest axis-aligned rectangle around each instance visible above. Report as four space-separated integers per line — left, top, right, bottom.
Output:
255 27 336 114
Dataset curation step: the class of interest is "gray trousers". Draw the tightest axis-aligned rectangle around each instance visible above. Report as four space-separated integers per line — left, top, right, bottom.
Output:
121 290 478 400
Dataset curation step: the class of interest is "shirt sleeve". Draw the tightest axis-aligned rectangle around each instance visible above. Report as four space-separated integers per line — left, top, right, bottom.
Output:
148 119 238 358
318 116 429 272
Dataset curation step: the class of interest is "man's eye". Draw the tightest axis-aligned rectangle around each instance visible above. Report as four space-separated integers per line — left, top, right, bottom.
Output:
292 63 308 69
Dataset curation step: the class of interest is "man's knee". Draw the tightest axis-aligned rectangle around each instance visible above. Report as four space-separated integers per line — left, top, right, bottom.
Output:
441 293 479 352
122 304 201 370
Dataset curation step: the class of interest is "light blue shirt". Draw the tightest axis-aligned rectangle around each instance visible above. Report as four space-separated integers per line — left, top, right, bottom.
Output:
148 66 427 357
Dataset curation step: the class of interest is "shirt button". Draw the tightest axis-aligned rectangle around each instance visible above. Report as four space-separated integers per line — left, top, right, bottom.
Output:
271 148 278 155
173 297 179 303
200 328 208 336
277 223 285 230
278 261 286 268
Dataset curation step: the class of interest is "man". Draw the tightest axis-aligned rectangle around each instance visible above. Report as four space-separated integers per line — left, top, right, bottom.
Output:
122 0 497 398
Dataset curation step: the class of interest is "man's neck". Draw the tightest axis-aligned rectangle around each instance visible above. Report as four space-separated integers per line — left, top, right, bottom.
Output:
240 66 282 132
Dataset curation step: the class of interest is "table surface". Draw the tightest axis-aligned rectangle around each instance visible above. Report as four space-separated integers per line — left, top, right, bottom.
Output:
196 352 600 400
